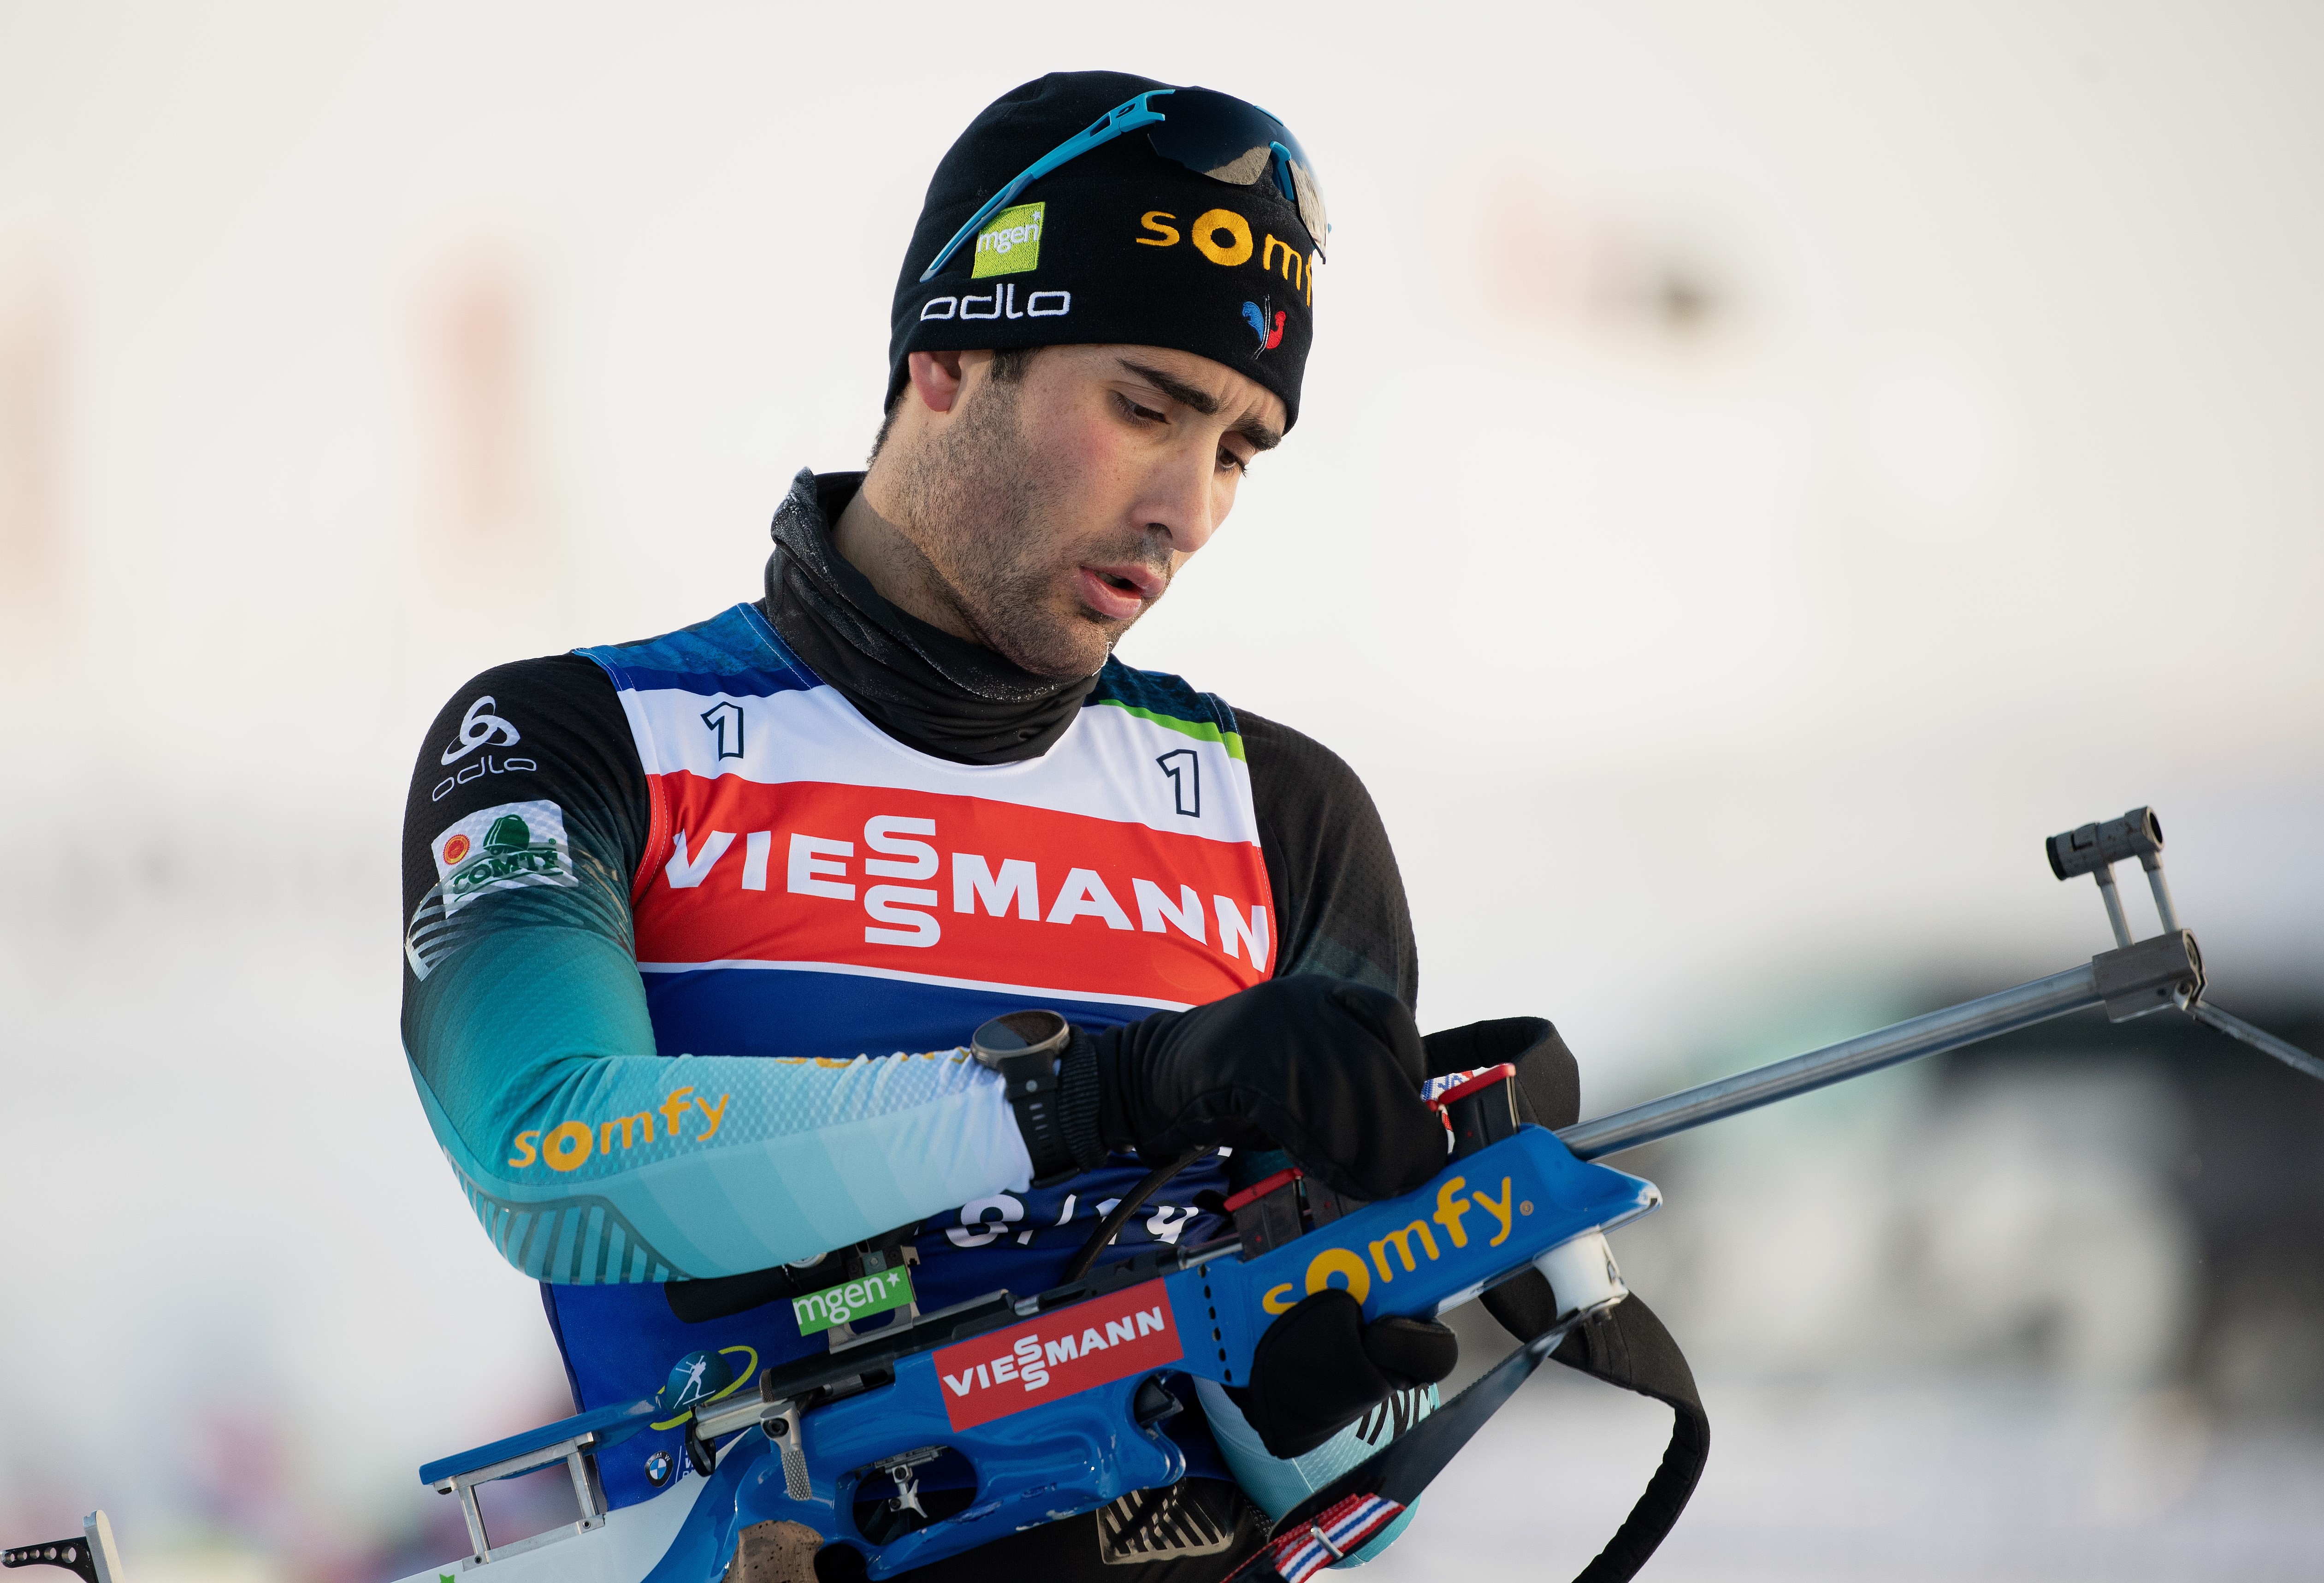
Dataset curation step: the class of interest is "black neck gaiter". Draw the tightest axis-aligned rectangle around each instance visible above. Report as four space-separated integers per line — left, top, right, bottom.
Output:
760 468 1100 765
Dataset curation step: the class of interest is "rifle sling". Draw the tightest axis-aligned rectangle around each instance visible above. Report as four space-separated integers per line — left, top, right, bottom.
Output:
1238 1292 1707 1583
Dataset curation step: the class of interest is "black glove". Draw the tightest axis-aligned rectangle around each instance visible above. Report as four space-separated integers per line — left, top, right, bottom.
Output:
1088 977 1446 1202
1231 1289 1458 1458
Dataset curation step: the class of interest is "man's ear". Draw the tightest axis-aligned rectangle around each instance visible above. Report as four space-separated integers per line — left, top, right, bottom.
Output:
907 349 969 415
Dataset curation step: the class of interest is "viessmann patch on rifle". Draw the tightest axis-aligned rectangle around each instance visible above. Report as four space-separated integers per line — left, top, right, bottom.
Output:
931 1279 1182 1431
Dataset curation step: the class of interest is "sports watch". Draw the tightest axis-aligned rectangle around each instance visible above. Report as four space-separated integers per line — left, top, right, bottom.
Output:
971 1009 1079 1184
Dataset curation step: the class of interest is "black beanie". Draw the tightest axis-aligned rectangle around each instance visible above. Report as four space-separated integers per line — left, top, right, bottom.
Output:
888 71 1321 430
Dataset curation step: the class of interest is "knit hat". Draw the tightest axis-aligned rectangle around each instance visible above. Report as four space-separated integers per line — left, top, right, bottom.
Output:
888 71 1322 428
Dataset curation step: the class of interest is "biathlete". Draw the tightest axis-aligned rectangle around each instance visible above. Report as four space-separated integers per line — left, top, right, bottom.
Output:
399 70 1583 1580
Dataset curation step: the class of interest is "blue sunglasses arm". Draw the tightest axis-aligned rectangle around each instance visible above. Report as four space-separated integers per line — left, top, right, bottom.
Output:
1268 142 1301 208
917 92 1174 284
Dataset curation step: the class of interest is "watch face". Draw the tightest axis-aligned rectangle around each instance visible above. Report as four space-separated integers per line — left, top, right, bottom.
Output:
971 1008 1071 1066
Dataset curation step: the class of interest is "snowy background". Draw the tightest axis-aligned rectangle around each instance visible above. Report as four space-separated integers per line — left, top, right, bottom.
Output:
2 2 2321 1579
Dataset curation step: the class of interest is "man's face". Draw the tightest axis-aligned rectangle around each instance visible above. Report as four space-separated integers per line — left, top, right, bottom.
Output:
874 344 1286 679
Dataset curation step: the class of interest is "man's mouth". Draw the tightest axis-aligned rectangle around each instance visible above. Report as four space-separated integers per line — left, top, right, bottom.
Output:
1077 563 1165 620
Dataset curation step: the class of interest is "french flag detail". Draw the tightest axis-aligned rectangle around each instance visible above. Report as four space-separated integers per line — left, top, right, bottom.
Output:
1234 1494 1408 1582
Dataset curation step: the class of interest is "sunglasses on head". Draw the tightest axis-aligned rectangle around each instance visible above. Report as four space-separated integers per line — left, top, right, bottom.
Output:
919 87 1329 284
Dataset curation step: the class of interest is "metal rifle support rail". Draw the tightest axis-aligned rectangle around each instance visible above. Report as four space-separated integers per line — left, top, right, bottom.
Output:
1558 805 2317 1162
430 1436 610 1566
1556 963 2108 1159
2190 1002 2324 1083
1 1512 124 1583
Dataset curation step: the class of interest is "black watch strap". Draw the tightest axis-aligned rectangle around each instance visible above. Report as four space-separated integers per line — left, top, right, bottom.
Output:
971 1010 1080 1183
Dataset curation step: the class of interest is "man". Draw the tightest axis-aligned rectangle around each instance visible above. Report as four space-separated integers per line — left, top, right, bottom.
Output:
400 71 1577 1579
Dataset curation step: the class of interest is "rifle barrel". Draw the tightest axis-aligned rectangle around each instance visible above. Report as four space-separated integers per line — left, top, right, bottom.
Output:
1556 963 2104 1160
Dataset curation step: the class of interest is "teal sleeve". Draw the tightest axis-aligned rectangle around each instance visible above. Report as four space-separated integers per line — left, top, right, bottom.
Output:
399 662 1030 1285
403 908 1029 1284
1194 1377 1430 1565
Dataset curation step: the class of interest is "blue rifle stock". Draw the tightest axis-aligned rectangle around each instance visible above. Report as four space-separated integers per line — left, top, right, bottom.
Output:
727 1121 1655 1576
405 1116 1656 1581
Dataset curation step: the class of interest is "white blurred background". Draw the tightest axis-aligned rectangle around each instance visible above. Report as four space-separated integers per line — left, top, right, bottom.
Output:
2 3 2320 1578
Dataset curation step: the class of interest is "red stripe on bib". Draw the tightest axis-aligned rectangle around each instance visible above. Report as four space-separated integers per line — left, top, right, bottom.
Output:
635 775 1272 1006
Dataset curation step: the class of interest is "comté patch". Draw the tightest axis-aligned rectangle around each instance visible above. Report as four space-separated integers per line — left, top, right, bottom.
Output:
932 1280 1183 1431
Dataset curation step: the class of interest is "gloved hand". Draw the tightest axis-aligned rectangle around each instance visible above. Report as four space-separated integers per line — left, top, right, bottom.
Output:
1231 1289 1458 1458
1088 976 1446 1202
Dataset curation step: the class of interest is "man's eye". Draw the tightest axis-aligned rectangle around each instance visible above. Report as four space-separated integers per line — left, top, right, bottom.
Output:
1218 449 1251 475
1117 393 1166 424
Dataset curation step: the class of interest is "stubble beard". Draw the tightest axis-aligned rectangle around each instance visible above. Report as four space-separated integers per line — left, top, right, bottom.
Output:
890 377 1157 681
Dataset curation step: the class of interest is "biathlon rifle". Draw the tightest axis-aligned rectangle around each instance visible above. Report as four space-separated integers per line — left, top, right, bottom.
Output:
10 808 2319 1583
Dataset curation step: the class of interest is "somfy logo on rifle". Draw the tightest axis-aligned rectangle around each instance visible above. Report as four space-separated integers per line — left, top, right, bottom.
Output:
1256 1173 1524 1316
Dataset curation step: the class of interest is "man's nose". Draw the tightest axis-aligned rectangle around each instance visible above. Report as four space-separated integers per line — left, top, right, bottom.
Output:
1141 447 1223 558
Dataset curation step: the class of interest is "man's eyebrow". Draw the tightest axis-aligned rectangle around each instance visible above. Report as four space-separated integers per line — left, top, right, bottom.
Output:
1118 359 1282 451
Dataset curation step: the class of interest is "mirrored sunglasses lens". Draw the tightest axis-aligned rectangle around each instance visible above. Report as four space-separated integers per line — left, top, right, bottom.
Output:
1148 99 1272 182
1286 158 1329 248
1148 88 1326 250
